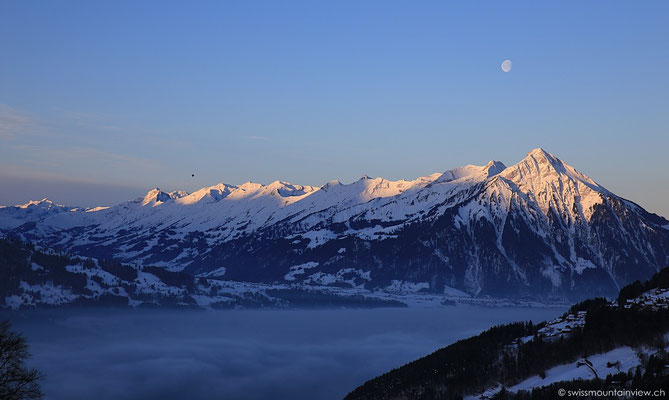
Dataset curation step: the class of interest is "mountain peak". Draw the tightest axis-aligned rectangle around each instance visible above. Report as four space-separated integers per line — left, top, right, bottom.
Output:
141 188 170 206
266 181 317 198
503 148 572 181
437 160 506 183
526 147 551 157
141 188 189 206
239 182 263 191
17 198 59 209
321 180 342 191
175 183 232 205
523 147 562 168
499 148 611 220
508 148 606 190
484 160 507 177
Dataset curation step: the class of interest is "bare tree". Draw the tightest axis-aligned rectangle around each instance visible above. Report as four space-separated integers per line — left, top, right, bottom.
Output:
0 321 43 400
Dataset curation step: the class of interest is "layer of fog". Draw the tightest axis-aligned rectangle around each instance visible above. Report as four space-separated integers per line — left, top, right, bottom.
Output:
4 306 566 400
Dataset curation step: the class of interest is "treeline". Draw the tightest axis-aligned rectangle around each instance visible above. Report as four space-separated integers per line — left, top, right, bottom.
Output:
617 267 669 306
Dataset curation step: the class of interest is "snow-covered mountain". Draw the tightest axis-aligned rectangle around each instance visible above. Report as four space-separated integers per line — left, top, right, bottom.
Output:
0 198 73 230
2 148 668 300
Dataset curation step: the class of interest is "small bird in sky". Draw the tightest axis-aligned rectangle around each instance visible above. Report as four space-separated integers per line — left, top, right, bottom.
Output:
191 174 195 177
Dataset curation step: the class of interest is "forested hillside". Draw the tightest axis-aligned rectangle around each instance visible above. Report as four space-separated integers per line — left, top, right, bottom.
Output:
346 268 669 400
0 237 405 310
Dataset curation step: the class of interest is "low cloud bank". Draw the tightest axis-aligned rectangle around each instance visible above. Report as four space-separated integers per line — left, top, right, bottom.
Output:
6 307 564 400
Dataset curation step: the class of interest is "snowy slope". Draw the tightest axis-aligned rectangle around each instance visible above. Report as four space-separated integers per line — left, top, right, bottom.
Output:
511 347 640 392
465 346 650 400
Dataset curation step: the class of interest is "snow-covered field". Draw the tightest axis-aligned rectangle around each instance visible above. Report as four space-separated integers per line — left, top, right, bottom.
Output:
466 344 666 400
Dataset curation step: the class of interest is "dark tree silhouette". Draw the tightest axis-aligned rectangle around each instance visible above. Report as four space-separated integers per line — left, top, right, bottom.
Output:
0 321 43 400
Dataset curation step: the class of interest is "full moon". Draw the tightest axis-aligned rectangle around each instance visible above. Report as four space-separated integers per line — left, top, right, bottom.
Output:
501 59 512 72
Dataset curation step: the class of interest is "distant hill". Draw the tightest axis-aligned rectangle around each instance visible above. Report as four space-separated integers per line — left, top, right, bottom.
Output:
2 148 668 300
345 267 669 400
0 238 405 310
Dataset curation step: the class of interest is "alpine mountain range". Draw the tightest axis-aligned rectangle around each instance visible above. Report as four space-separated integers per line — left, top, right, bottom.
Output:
2 148 668 301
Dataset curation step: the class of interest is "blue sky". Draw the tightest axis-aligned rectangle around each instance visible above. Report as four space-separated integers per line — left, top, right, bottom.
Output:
1 1 668 215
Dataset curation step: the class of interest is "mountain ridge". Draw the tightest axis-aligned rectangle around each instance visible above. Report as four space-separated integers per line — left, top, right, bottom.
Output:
2 148 668 300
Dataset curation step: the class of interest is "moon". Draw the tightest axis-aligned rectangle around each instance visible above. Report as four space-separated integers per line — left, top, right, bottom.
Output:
501 59 512 72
